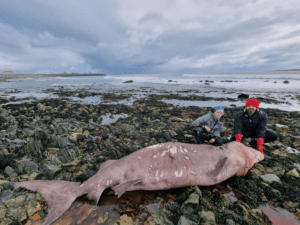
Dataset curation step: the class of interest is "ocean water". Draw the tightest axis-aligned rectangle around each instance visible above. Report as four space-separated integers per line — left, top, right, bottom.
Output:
0 72 300 111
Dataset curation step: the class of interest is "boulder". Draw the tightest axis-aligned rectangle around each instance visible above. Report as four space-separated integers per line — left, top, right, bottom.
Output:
42 164 61 178
14 160 38 175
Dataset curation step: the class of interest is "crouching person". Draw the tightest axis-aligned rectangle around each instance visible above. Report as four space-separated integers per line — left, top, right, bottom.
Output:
230 98 278 155
192 106 225 146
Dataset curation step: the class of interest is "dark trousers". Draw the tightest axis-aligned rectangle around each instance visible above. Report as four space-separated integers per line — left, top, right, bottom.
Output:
194 130 223 146
230 130 278 148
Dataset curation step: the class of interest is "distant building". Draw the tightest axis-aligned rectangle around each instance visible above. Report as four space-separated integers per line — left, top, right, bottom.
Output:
2 71 14 75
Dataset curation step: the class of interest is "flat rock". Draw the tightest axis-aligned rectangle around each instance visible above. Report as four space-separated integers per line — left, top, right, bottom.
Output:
258 174 281 183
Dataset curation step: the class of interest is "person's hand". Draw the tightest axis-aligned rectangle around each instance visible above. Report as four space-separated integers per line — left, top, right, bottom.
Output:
209 139 215 143
204 126 211 132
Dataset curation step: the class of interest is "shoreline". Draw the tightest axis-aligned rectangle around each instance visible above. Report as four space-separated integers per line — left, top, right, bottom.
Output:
0 73 106 80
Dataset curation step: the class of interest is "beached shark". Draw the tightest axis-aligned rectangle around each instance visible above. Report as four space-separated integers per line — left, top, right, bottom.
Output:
15 141 264 225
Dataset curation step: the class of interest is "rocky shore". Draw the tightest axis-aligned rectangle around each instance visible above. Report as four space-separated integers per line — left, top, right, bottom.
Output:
0 89 300 225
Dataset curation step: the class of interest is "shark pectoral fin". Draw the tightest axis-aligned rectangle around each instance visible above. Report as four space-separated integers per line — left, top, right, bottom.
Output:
15 180 81 225
208 157 228 183
100 159 117 170
112 179 143 198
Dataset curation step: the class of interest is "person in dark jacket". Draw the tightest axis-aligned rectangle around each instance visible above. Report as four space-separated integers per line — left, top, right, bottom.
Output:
230 98 278 154
193 106 225 146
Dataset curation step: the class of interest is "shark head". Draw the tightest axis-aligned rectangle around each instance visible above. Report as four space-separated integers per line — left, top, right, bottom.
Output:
227 142 265 176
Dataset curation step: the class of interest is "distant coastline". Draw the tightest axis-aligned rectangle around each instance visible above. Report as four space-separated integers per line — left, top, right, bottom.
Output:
0 73 106 81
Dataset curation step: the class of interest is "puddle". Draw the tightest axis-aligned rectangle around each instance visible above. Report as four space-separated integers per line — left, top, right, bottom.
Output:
258 204 300 225
101 113 129 125
26 188 179 225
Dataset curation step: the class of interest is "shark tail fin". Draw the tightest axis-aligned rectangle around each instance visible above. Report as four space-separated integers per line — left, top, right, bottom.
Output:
15 180 81 225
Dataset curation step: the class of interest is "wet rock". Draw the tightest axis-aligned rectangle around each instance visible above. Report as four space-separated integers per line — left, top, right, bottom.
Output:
42 164 62 178
116 214 134 224
179 193 199 216
177 215 198 225
123 80 133 83
238 94 249 99
37 103 46 112
286 168 300 178
0 202 6 219
0 218 13 225
4 166 17 177
146 210 174 225
164 131 172 141
199 210 215 224
225 219 235 225
147 202 162 213
7 125 17 140
6 207 27 223
259 174 281 183
15 160 38 175
0 189 13 202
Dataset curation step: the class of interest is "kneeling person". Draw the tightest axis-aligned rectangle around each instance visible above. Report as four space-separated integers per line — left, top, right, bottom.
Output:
192 106 225 146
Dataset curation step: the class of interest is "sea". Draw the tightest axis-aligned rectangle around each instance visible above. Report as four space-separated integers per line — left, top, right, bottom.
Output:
0 72 300 111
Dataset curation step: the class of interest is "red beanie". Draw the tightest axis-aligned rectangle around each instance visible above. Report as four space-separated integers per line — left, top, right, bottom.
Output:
245 98 260 108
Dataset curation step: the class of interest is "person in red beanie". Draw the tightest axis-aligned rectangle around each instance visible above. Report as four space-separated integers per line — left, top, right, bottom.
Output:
230 98 278 154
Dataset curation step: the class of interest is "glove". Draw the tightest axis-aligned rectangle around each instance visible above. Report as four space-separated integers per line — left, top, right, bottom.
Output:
235 134 243 142
257 138 265 155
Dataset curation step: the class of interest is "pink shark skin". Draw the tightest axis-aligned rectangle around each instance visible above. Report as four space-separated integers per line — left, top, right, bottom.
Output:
15 141 264 225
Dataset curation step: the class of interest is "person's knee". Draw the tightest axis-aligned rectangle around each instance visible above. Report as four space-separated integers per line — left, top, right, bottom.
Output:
214 137 223 146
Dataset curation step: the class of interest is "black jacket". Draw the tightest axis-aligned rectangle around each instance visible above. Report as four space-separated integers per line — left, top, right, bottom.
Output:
233 108 268 138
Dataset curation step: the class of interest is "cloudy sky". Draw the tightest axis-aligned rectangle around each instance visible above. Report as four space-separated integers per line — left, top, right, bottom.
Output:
0 0 299 74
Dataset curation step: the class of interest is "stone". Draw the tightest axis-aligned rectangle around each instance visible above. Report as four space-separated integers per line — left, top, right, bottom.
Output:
0 202 7 219
37 103 46 111
47 148 60 154
4 166 17 177
259 174 281 183
70 133 80 141
293 163 300 171
238 94 249 99
226 219 235 225
199 210 215 224
0 218 13 225
0 189 13 202
4 195 26 208
177 215 198 225
15 160 39 175
6 207 27 223
42 164 62 178
146 211 174 225
147 202 162 213
116 214 134 225
179 193 200 215
123 80 133 83
286 168 300 178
